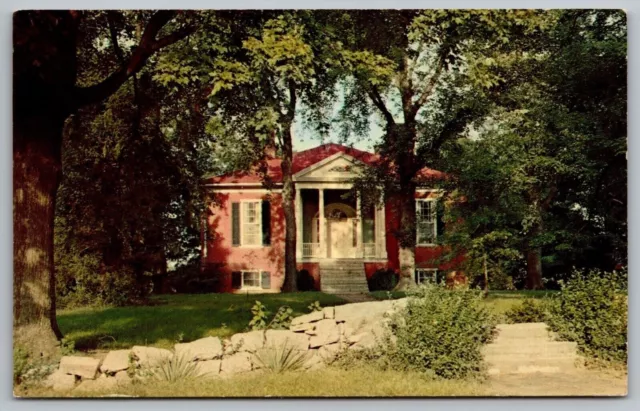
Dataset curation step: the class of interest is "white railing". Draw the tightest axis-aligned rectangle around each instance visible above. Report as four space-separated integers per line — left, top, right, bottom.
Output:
363 243 376 258
303 243 321 258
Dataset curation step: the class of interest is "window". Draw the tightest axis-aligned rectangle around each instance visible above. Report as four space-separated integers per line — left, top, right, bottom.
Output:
416 199 437 245
241 271 261 288
241 201 262 246
415 268 438 284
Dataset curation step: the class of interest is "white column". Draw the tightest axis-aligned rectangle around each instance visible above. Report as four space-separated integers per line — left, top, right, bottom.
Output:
295 188 303 259
356 193 364 258
377 191 387 259
319 188 326 258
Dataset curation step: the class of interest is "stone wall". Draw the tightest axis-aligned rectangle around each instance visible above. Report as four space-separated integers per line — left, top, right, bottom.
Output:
44 298 407 392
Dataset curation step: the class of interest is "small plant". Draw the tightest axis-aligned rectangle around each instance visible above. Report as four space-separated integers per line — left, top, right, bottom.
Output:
253 343 309 373
307 301 322 312
150 353 202 382
269 306 294 330
175 332 185 343
60 337 76 356
504 298 547 323
547 268 627 365
248 301 269 330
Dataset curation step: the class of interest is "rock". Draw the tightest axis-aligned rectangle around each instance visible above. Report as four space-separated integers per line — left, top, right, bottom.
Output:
290 322 315 333
264 330 309 351
339 323 355 343
74 376 118 393
304 326 317 336
230 331 264 353
318 342 342 363
175 336 223 361
309 319 340 348
334 299 407 325
195 360 221 378
131 346 172 367
323 306 335 320
100 350 131 374
43 369 77 392
59 356 101 380
220 352 252 375
114 371 132 385
303 351 325 370
290 310 324 326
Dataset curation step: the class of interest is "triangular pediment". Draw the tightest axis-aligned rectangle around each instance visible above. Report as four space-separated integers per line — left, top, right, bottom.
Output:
294 153 366 182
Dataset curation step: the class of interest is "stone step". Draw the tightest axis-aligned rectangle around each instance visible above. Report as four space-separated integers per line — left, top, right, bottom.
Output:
486 357 578 374
483 342 577 356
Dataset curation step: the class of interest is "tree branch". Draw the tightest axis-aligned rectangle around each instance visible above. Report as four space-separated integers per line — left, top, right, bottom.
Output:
411 54 445 117
106 11 125 64
287 80 297 123
368 86 395 125
74 10 195 107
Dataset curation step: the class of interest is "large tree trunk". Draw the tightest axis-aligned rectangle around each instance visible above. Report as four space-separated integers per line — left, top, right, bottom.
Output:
280 126 297 292
394 183 418 291
13 116 65 358
525 247 543 290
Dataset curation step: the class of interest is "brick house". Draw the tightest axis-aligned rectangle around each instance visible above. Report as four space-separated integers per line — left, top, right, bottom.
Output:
202 143 461 293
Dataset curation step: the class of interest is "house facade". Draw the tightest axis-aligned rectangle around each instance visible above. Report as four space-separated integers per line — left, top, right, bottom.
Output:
202 143 459 293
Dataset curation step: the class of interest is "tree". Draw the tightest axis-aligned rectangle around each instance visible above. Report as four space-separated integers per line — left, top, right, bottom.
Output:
439 9 626 289
13 10 195 354
164 11 344 291
339 10 550 289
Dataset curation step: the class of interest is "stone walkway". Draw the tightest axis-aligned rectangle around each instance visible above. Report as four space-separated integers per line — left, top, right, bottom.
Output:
483 322 627 396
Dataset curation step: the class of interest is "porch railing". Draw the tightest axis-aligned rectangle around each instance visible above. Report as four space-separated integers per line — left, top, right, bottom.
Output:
363 243 376 258
303 243 321 258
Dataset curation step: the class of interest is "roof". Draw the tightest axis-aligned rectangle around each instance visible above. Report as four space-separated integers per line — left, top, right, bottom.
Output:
205 143 444 185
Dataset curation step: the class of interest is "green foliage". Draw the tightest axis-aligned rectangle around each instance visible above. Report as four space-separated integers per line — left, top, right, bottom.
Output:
13 347 29 385
307 301 322 313
367 268 399 292
248 301 269 330
504 299 547 324
150 353 202 382
253 343 310 374
387 284 497 379
249 301 294 331
547 268 627 364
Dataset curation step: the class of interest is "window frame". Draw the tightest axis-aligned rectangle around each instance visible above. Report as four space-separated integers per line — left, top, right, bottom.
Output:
240 270 262 290
416 198 438 246
239 200 263 248
415 268 438 285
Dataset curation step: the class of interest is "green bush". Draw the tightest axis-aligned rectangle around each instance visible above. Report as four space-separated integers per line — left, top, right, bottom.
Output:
149 353 202 382
504 298 547 323
368 268 399 292
387 284 497 379
13 347 29 385
547 268 627 364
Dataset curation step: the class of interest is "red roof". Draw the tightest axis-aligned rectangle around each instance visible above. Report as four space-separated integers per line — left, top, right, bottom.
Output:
206 143 444 185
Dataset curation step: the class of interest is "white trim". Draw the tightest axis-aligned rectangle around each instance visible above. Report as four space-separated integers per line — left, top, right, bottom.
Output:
416 198 438 247
204 182 281 187
415 268 438 284
208 188 282 193
239 200 262 248
240 270 263 290
293 152 348 178
415 188 444 194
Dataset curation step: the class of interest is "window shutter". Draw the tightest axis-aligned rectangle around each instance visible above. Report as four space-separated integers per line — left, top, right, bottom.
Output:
262 200 271 246
436 198 445 240
232 271 242 289
231 202 240 246
261 271 271 289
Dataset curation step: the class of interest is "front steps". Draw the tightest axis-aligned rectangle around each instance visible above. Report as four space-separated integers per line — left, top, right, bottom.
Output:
319 259 369 294
483 323 579 375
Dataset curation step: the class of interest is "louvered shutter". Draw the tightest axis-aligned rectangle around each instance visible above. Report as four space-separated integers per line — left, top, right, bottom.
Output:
261 271 271 289
262 200 271 246
231 202 240 246
232 271 242 289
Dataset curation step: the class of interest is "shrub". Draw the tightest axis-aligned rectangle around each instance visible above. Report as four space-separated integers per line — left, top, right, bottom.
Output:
387 284 497 379
297 269 315 291
504 298 547 323
248 301 294 331
547 268 627 364
13 347 29 385
253 343 310 373
368 268 399 292
150 353 202 382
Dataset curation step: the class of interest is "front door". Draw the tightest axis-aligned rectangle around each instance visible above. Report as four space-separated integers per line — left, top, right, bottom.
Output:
328 219 355 258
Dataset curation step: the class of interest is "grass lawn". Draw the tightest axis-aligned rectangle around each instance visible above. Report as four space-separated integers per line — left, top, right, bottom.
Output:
57 292 347 351
22 366 489 398
370 289 557 316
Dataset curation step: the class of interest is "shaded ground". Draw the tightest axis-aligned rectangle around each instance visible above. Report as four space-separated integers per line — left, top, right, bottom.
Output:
488 368 627 397
57 292 347 350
